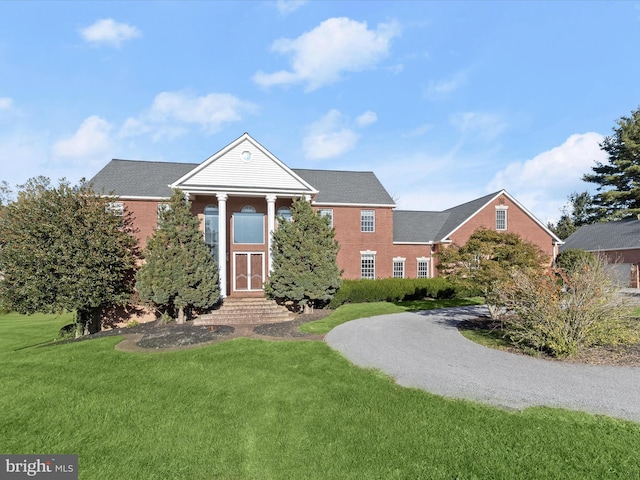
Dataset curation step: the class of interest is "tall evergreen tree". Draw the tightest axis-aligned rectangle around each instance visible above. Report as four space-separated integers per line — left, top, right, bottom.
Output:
265 198 342 313
0 178 138 334
547 191 594 239
136 190 220 323
583 106 640 220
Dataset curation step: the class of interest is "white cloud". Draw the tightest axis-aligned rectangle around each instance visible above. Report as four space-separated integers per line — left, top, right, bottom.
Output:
487 132 607 223
0 97 13 110
425 70 469 100
303 109 359 160
79 18 141 48
52 116 113 162
254 17 401 91
402 124 432 138
275 0 307 15
450 111 507 142
120 91 258 140
356 111 377 127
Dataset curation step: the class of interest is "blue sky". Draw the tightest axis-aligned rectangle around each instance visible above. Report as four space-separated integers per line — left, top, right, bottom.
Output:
1 1 639 223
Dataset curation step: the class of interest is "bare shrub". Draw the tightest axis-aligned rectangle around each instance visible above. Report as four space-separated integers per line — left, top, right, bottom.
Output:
496 257 634 358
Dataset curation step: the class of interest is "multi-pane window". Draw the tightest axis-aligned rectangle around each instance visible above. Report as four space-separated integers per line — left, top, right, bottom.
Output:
204 205 219 259
234 205 264 244
496 208 507 231
393 258 405 278
361 252 376 279
417 258 430 278
361 210 375 232
105 202 124 217
319 208 333 228
157 203 170 224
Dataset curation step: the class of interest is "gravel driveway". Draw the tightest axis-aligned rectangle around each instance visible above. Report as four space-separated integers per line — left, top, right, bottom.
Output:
325 306 640 423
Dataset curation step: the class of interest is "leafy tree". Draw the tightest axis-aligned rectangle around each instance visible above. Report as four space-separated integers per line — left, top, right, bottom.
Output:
555 248 596 273
437 228 548 317
547 191 594 239
265 198 342 313
0 180 13 209
583 106 640 220
135 190 220 323
0 178 138 334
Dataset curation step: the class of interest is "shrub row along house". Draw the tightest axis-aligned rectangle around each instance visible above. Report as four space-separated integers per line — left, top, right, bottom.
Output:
90 133 562 298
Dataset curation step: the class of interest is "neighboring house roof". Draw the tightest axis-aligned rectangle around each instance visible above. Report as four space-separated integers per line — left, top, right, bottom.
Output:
561 218 640 252
294 169 396 207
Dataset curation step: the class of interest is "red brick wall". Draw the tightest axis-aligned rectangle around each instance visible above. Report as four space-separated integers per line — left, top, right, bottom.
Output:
448 193 556 261
122 200 160 250
316 205 395 279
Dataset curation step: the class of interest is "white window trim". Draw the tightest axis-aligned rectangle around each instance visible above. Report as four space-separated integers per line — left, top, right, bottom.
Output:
318 208 333 228
393 257 405 279
361 209 375 233
106 202 124 217
417 256 430 278
360 250 377 279
496 206 508 231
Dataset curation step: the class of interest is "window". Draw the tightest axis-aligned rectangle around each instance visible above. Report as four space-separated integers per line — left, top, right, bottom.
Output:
318 208 333 228
417 258 430 278
361 251 376 279
157 203 170 224
361 210 375 232
277 206 292 222
204 205 219 259
393 258 405 278
105 202 123 217
496 207 507 231
233 208 264 244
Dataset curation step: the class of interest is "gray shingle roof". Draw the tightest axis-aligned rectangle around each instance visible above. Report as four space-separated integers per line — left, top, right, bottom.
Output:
561 218 640 252
393 192 502 243
393 211 449 242
89 159 198 198
89 160 396 206
293 169 395 206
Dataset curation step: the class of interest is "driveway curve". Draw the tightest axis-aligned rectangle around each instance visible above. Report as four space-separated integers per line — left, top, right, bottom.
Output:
325 306 640 423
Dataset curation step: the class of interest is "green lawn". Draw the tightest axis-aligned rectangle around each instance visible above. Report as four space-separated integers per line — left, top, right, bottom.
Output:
1 312 640 479
299 297 484 334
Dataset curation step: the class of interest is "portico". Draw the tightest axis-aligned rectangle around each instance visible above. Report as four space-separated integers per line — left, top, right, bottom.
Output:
170 133 317 297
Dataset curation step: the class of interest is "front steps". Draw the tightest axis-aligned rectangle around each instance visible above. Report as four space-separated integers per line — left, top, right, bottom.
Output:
194 297 294 326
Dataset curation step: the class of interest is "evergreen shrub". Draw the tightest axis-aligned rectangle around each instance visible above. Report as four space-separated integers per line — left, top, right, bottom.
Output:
328 278 456 308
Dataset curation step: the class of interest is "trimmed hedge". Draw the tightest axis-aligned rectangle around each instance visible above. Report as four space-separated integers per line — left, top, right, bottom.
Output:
328 278 457 308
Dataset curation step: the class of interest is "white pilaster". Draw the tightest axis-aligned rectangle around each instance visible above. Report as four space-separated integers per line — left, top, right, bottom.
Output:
266 194 277 272
217 193 228 297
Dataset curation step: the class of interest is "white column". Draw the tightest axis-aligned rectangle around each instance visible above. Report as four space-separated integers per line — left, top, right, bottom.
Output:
217 193 228 297
266 194 277 272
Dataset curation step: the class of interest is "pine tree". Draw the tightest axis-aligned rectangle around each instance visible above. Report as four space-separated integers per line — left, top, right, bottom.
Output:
265 198 342 313
136 190 220 323
0 178 138 334
583 106 640 220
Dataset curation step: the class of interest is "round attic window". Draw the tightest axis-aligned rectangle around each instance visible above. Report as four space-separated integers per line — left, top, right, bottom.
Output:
241 150 252 162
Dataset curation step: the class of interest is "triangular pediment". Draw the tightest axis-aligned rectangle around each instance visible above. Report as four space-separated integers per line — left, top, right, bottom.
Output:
170 133 317 196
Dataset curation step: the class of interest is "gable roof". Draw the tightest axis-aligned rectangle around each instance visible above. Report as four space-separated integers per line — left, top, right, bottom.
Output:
294 169 395 207
393 190 563 244
561 218 640 252
170 133 317 196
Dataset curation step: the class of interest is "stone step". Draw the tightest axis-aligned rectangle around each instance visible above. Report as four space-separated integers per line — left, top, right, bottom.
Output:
194 297 294 325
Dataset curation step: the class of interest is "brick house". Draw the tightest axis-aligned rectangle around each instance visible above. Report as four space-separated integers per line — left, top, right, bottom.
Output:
90 133 562 298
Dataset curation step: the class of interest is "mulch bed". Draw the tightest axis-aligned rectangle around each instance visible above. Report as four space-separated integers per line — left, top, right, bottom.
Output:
58 309 332 350
457 317 640 367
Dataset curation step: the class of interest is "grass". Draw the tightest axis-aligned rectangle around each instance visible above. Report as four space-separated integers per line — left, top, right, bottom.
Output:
299 297 484 335
2 312 640 479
